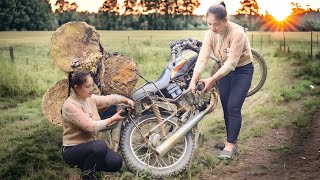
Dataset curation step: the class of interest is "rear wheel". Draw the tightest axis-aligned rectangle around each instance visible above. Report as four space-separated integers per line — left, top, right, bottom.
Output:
120 114 194 178
247 49 267 97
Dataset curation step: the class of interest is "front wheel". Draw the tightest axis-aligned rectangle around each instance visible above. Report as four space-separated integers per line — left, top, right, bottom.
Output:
120 114 195 178
247 49 267 97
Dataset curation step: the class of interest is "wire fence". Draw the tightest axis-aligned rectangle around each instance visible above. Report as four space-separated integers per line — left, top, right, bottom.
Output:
248 31 320 59
1 31 319 67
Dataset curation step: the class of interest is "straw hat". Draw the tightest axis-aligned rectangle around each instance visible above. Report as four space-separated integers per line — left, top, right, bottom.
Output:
42 79 100 126
51 21 103 73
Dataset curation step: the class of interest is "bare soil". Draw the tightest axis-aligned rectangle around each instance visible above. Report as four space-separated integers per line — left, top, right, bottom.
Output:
198 109 320 180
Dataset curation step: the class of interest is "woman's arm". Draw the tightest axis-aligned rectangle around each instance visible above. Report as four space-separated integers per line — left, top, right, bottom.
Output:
93 94 134 110
193 30 214 75
187 30 214 94
62 102 118 133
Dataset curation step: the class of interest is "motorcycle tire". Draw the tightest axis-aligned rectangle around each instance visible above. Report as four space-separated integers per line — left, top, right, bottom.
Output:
247 49 267 97
120 114 195 178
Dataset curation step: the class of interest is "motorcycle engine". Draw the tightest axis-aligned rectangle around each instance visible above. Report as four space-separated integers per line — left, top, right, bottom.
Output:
169 79 211 112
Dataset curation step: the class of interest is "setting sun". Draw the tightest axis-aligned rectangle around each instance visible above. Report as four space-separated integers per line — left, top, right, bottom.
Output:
256 0 293 21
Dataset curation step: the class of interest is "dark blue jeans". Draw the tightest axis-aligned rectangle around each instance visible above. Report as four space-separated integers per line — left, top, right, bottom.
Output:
217 62 253 144
62 140 122 178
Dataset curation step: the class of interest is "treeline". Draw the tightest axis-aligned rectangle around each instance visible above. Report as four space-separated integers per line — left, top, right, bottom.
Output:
0 0 319 31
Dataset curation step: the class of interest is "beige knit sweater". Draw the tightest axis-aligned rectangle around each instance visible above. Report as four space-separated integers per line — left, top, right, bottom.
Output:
194 21 252 76
61 94 122 146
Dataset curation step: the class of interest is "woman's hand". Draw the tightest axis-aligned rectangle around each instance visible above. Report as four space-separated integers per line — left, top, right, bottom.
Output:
185 81 197 95
200 76 215 93
110 110 126 123
127 99 135 109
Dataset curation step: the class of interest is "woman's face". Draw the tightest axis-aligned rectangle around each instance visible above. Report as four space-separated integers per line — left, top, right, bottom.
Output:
207 14 227 34
74 75 94 98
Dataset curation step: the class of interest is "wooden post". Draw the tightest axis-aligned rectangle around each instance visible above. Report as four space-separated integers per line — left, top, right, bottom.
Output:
9 46 14 63
269 35 271 53
310 31 313 60
33 46 35 62
317 33 319 51
128 36 130 44
260 34 263 53
0 48 3 62
283 31 286 52
251 34 254 48
279 41 281 51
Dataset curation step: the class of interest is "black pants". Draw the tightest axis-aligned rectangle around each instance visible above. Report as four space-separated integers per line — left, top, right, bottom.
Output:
62 140 122 178
217 62 253 143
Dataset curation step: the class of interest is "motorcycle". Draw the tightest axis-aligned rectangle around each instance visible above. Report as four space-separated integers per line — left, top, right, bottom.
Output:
108 38 267 178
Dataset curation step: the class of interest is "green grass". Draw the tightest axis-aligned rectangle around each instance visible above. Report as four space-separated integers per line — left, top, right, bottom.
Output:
0 31 319 179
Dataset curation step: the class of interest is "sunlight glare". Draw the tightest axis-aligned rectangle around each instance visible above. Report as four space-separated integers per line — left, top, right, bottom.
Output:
256 0 292 21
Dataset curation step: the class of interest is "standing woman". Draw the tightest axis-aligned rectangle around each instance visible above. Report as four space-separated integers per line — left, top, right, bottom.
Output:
61 71 134 179
187 2 253 160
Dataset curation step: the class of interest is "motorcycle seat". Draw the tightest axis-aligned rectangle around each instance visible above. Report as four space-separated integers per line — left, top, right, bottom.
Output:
131 68 171 101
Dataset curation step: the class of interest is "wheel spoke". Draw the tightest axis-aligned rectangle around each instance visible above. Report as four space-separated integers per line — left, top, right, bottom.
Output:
168 151 179 163
130 117 190 169
157 155 168 167
133 142 145 152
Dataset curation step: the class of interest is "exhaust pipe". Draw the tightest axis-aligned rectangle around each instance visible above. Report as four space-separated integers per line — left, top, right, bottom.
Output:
155 102 215 157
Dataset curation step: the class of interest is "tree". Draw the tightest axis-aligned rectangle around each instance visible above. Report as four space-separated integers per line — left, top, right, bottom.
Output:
98 0 120 30
237 0 260 15
0 0 16 30
236 0 262 31
0 0 56 30
53 0 79 26
54 0 78 12
177 0 200 30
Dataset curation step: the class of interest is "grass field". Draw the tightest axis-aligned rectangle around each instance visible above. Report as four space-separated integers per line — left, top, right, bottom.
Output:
0 30 319 179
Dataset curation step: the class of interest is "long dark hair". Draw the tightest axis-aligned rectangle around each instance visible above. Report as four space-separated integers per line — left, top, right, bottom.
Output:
67 71 91 97
206 1 227 21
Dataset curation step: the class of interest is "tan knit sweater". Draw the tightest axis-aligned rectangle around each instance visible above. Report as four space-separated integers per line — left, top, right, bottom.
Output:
61 94 122 146
194 21 252 76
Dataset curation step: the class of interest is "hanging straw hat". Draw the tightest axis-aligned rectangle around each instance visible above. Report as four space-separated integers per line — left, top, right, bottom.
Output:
42 79 100 126
101 53 139 96
50 21 104 73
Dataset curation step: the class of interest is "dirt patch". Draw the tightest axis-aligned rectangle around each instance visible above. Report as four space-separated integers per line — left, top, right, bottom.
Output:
197 109 320 180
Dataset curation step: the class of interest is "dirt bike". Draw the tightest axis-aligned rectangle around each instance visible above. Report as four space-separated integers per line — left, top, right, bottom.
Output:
113 38 267 178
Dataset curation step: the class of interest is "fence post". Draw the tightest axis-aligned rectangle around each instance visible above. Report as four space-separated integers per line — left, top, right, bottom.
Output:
317 33 319 51
268 35 271 53
260 34 263 53
128 36 130 44
283 31 286 51
311 31 313 60
9 46 14 63
33 46 35 62
279 41 281 51
251 34 253 48
1 48 3 62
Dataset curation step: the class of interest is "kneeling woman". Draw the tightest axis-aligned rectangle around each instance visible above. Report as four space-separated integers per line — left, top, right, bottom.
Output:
61 71 134 179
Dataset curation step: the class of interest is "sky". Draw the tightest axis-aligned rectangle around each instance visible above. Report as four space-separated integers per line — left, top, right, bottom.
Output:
50 0 320 21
